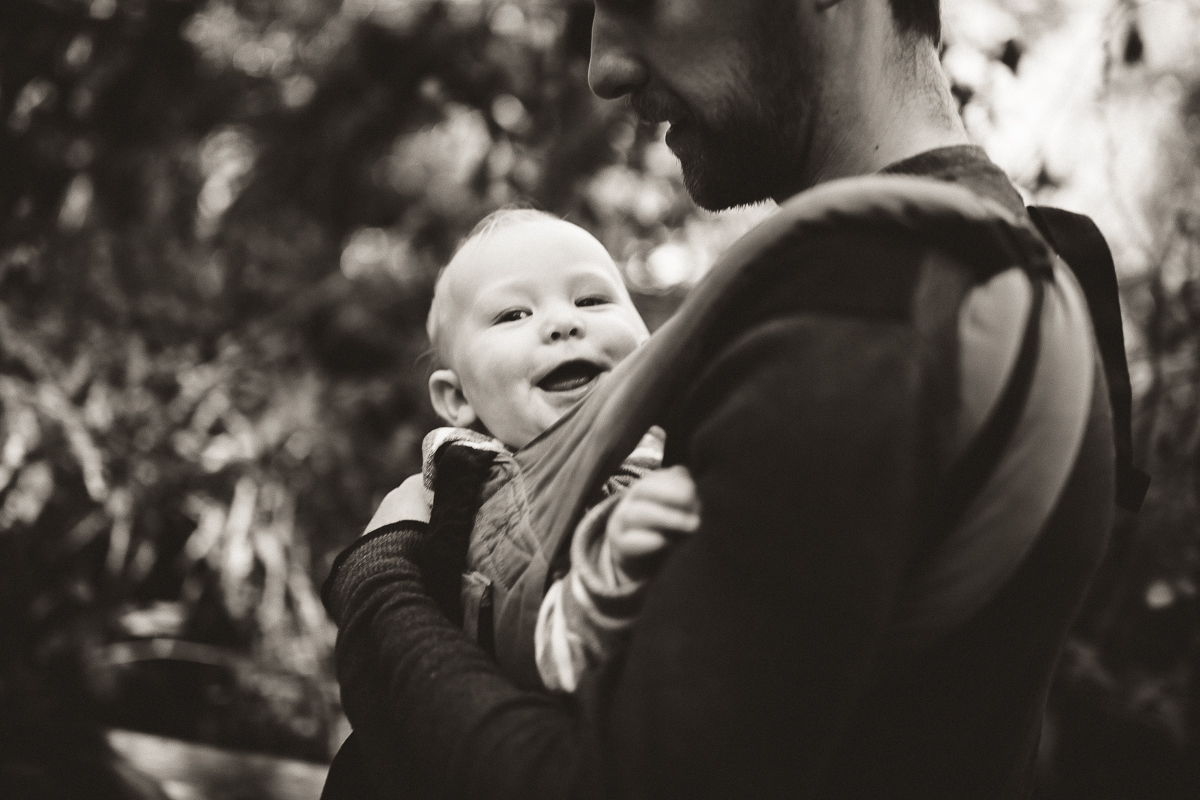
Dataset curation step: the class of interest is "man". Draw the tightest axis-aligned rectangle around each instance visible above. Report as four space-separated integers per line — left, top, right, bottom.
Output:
588 0 965 209
323 1 1118 797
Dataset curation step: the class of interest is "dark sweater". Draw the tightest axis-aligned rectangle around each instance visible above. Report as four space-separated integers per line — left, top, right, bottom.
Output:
324 148 1115 800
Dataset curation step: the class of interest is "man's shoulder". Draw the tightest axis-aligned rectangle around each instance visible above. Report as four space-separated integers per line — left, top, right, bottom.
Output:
766 174 1046 285
672 174 1098 474
703 174 1050 338
506 175 1056 589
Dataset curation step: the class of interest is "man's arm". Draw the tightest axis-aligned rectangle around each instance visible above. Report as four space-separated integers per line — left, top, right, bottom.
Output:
328 523 587 800
327 312 932 799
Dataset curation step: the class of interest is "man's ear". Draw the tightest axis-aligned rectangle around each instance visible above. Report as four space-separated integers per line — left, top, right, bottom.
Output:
429 369 478 429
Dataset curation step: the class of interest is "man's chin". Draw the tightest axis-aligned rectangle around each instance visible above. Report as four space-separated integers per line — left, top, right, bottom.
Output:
680 158 774 211
671 134 781 211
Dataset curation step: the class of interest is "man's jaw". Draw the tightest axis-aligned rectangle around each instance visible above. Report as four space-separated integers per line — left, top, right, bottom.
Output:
629 91 717 199
628 91 772 211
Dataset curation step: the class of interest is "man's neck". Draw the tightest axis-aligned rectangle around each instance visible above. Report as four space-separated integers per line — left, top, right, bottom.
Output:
776 33 972 199
805 116 972 191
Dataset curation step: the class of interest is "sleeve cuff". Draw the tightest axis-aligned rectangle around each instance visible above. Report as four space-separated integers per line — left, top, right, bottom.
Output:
321 520 429 613
569 493 650 621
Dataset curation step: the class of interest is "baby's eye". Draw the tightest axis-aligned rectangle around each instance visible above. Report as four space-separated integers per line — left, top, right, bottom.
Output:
494 309 531 324
576 296 610 308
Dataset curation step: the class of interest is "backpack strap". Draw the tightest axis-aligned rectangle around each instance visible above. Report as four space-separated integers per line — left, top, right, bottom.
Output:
1026 206 1149 512
889 229 1100 650
421 443 499 627
930 273 1045 541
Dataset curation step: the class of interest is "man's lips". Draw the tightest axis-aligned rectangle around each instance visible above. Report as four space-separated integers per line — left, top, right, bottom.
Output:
630 94 694 157
630 93 689 127
664 118 688 148
536 360 605 393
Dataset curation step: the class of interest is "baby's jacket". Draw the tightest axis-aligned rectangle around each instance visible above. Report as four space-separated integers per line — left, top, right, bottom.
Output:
417 425 664 690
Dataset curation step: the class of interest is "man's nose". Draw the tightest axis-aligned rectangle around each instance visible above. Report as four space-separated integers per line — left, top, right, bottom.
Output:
542 308 585 343
588 8 645 100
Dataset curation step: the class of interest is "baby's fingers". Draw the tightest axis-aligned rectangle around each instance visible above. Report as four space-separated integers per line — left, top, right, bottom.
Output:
611 528 673 561
616 497 701 537
628 465 701 513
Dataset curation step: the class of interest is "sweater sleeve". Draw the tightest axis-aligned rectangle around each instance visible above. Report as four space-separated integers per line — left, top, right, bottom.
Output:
326 520 590 800
325 312 932 799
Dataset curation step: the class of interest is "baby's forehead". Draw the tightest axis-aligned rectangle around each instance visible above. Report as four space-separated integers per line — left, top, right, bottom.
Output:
429 217 624 351
446 219 619 297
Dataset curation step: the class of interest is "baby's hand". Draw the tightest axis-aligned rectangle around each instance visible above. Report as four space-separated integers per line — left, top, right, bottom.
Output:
606 465 700 581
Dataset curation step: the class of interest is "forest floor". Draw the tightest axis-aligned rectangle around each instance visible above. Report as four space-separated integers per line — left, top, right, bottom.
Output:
107 729 329 800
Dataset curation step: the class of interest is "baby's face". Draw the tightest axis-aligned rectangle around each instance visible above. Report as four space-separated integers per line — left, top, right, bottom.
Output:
438 219 649 449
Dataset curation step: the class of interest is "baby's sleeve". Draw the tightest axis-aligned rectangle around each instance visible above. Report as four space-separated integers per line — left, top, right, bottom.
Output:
534 577 586 693
535 427 667 692
534 492 648 692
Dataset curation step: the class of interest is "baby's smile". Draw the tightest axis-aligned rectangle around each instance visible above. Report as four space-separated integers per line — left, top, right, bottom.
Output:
536 359 606 393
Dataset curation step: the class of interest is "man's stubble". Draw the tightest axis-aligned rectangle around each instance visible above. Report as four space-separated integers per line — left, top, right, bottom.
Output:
676 3 817 210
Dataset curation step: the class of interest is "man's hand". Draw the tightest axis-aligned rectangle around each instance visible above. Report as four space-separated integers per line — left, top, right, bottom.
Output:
365 474 433 533
606 465 700 582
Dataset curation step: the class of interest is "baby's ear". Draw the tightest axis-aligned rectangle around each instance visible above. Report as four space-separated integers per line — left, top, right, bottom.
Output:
429 369 478 429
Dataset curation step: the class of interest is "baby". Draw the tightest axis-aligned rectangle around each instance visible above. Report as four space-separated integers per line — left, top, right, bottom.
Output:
370 209 699 693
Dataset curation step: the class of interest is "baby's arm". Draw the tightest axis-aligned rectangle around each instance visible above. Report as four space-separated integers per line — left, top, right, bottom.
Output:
364 473 433 533
602 465 701 581
536 465 700 692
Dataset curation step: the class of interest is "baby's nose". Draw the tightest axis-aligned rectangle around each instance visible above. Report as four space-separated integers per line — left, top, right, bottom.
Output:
543 311 585 342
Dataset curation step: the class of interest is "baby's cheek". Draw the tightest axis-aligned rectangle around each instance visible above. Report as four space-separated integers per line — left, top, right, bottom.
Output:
536 399 569 427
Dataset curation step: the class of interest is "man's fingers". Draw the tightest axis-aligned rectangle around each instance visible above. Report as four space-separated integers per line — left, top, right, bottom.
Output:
365 474 432 531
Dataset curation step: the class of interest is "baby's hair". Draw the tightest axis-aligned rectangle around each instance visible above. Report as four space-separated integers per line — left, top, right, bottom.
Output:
462 206 560 243
425 206 562 367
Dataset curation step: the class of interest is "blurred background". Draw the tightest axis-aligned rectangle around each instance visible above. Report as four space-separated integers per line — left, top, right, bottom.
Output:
0 0 1196 798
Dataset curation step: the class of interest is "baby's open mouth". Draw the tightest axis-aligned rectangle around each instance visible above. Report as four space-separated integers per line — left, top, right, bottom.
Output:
537 360 604 393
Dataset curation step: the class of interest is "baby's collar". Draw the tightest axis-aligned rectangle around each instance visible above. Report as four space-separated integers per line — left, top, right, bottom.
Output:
420 427 510 491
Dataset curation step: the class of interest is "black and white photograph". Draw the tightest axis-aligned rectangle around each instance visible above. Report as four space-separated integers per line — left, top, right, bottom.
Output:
0 1 1196 798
